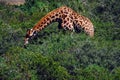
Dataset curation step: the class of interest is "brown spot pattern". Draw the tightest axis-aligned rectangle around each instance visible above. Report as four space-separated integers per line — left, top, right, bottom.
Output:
31 6 94 37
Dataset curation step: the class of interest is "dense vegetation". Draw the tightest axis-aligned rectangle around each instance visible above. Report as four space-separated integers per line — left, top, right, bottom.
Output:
0 0 120 80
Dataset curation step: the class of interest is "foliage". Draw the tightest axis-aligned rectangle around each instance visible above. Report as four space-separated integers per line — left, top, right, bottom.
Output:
0 0 120 80
0 47 70 80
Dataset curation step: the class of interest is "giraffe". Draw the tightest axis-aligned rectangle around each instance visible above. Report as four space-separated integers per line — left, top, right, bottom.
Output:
24 6 94 47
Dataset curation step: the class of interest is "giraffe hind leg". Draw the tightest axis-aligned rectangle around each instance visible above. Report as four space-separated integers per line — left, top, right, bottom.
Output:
74 24 83 33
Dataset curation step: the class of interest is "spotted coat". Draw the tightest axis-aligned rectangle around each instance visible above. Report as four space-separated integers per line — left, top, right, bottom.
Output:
24 6 94 46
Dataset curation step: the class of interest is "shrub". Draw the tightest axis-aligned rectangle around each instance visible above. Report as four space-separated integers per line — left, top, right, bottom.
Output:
72 65 113 80
0 0 120 80
0 47 70 80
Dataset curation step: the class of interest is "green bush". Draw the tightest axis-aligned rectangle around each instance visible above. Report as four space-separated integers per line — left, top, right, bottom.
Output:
0 0 120 80
113 67 120 80
0 47 70 80
72 65 113 80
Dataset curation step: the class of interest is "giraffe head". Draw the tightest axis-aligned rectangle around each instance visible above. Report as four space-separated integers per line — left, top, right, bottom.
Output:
24 29 37 47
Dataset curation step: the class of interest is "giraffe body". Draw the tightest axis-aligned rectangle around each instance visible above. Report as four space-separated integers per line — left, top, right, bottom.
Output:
24 6 94 46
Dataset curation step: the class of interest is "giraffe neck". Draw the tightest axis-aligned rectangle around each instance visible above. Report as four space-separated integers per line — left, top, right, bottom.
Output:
32 9 63 32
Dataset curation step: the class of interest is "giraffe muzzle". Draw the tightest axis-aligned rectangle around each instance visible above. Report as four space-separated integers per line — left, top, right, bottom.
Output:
24 38 29 48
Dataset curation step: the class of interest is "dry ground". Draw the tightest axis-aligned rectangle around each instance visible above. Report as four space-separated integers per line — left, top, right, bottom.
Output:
0 0 25 5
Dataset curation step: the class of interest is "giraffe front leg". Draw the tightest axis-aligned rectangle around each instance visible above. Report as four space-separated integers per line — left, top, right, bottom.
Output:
66 23 75 38
58 21 62 29
70 27 75 38
58 22 66 34
59 23 67 34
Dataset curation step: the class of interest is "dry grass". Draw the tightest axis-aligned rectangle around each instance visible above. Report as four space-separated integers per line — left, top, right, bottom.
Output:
0 0 25 5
